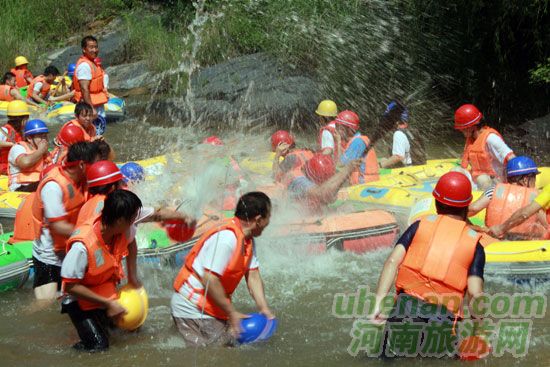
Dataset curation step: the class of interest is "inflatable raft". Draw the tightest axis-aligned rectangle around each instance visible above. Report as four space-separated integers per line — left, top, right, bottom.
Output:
0 240 30 292
407 198 550 279
46 94 126 123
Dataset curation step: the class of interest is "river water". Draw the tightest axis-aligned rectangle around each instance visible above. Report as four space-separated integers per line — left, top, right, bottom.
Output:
0 112 549 366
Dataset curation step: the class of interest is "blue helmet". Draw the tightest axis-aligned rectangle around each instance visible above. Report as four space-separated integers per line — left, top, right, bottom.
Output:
506 156 540 177
120 162 145 184
67 63 76 77
384 100 409 122
24 119 49 136
237 313 278 344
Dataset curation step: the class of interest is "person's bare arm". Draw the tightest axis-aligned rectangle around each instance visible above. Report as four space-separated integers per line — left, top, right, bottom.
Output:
307 160 361 204
489 201 542 238
380 155 403 168
371 245 406 323
14 140 48 168
468 195 491 217
245 269 274 318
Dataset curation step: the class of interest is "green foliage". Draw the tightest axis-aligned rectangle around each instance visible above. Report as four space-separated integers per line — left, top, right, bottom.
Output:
0 0 127 73
530 58 550 84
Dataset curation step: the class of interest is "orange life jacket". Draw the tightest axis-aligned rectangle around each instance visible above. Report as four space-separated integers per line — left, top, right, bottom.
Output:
0 124 22 174
50 146 67 165
0 85 14 101
73 57 109 106
9 192 36 243
318 122 345 159
485 183 543 237
275 149 314 183
27 75 50 101
173 218 254 320
60 119 96 141
395 215 481 316
64 219 128 311
31 165 87 252
8 141 51 187
10 68 32 88
345 135 379 184
461 127 503 180
76 194 106 226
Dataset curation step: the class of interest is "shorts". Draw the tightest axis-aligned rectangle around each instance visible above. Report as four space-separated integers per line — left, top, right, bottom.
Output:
61 298 110 352
32 257 61 289
15 182 39 192
173 316 235 347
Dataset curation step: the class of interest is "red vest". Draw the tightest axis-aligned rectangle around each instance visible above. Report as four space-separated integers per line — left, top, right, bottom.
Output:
395 215 480 316
275 149 314 183
60 119 96 141
461 127 503 180
173 218 254 319
345 135 379 184
10 68 32 88
31 166 87 253
73 57 109 106
27 75 50 101
8 141 51 187
318 122 345 159
0 124 23 174
65 219 128 310
0 85 14 101
76 194 107 226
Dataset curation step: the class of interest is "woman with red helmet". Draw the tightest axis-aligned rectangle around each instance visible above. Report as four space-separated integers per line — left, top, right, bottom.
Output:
337 110 380 184
270 130 314 183
369 172 487 358
454 104 515 191
284 153 360 212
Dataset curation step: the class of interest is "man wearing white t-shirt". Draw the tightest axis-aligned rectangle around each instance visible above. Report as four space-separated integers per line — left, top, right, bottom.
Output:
73 36 109 123
171 192 274 347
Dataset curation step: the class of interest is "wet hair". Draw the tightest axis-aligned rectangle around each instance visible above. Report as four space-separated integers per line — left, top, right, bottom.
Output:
507 173 536 185
81 35 98 49
235 192 271 221
94 140 113 160
435 200 468 221
89 182 120 196
6 116 26 129
74 101 93 117
44 65 60 77
2 72 15 84
66 141 99 163
101 189 142 227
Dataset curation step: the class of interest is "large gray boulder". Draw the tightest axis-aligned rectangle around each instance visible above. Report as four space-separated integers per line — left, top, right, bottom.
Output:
516 113 550 164
105 61 153 91
46 29 129 71
147 53 320 128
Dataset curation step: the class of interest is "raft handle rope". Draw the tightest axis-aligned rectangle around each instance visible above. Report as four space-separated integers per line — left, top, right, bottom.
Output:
485 246 547 256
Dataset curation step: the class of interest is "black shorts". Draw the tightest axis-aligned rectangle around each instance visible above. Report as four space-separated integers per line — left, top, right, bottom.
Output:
15 182 39 192
32 257 61 289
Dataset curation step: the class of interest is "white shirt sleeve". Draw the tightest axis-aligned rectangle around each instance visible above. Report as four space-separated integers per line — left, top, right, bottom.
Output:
33 81 43 93
321 129 335 149
41 181 67 220
61 242 88 279
249 243 259 270
392 130 410 159
103 73 109 89
193 230 237 276
75 63 92 81
0 127 8 142
486 133 513 164
134 206 155 224
7 144 26 165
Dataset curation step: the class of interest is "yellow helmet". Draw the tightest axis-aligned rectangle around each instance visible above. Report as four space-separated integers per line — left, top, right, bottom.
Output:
115 286 148 331
14 56 29 67
315 100 338 117
7 100 30 117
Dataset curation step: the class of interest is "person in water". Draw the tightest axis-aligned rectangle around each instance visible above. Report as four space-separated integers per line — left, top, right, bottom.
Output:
31 142 100 300
379 100 426 168
0 72 27 102
285 153 360 211
370 172 486 358
8 119 51 192
171 192 274 347
454 104 515 191
469 156 547 239
27 65 60 105
11 55 33 88
61 189 143 352
271 130 313 183
0 100 29 174
338 110 380 184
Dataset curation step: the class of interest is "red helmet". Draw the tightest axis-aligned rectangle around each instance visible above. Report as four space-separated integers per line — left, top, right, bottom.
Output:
164 219 195 242
86 160 123 187
270 130 294 151
203 136 224 146
454 104 483 130
57 124 86 147
335 110 360 131
94 57 102 66
432 172 472 207
304 153 336 184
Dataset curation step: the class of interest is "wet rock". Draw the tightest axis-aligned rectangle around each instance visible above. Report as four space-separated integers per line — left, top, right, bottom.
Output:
153 53 321 128
105 61 153 92
46 29 129 70
515 113 550 164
